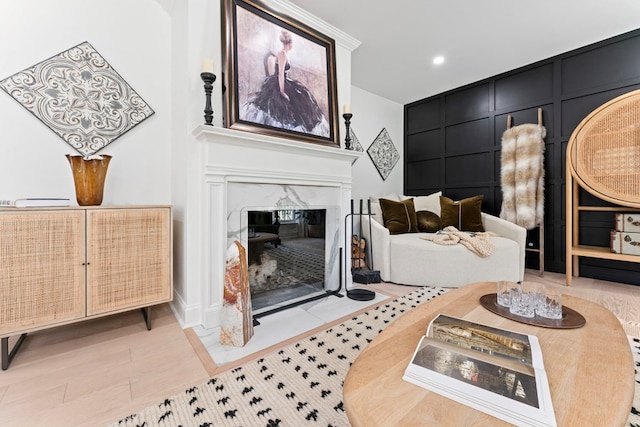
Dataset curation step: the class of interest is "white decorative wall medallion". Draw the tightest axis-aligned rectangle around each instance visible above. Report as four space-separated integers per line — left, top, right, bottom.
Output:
367 128 399 181
0 41 154 156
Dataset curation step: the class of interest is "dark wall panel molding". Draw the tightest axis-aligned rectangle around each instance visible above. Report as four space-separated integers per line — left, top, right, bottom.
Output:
404 28 640 284
495 64 554 111
444 83 490 124
445 118 490 155
561 36 640 96
406 98 440 132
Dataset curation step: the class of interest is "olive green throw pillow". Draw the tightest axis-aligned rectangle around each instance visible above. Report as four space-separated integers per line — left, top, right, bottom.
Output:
439 195 485 232
379 198 418 234
416 210 442 232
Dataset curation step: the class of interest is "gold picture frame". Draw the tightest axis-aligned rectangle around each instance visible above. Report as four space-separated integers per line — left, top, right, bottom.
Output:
221 0 339 147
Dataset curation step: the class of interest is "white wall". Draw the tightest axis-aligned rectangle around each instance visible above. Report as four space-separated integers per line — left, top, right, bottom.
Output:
0 0 172 205
350 85 404 202
0 0 404 328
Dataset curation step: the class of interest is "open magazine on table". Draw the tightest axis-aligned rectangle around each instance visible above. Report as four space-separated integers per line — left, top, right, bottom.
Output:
402 314 557 427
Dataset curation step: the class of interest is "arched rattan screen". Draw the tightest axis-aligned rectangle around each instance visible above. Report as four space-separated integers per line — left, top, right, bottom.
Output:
567 89 640 208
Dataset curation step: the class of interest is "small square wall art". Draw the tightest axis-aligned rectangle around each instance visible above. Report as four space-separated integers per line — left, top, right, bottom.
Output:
367 128 399 180
350 127 363 152
0 41 154 157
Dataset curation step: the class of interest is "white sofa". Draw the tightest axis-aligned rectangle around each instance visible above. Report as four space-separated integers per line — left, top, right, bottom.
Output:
362 193 526 288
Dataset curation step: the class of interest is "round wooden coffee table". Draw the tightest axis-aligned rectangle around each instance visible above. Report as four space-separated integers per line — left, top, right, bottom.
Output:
343 281 634 426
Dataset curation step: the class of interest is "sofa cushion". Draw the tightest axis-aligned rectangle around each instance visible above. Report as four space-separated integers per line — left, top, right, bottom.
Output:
368 193 399 225
416 210 442 232
440 195 485 232
369 199 383 224
380 198 418 234
381 193 401 201
388 232 520 287
410 191 442 216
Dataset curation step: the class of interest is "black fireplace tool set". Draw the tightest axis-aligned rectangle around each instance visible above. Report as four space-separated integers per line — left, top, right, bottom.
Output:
341 199 380 301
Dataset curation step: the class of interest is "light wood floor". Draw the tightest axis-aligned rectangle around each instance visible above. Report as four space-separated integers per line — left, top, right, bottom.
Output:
1 270 638 426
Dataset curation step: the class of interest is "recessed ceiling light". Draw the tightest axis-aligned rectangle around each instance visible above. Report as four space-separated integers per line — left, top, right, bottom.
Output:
433 56 445 65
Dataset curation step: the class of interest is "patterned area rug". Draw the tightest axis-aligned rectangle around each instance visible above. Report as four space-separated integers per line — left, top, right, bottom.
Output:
111 287 446 426
262 243 325 287
112 288 640 427
251 243 325 293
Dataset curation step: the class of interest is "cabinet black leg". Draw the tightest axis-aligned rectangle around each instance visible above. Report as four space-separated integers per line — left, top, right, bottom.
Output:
1 338 6 370
141 307 152 330
2 333 27 370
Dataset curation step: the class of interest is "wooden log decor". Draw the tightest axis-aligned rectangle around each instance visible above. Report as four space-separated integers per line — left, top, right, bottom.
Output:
220 240 254 346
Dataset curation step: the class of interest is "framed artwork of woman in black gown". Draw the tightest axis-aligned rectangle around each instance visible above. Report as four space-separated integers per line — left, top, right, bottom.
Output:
222 0 339 147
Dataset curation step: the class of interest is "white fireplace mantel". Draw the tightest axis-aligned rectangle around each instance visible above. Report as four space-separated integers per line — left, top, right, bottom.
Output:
187 125 362 329
193 125 361 165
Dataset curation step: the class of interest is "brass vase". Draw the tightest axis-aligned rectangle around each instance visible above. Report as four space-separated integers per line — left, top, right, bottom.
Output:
66 154 112 206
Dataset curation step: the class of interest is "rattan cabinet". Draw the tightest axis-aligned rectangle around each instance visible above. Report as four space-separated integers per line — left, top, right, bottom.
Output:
0 206 172 369
566 90 640 285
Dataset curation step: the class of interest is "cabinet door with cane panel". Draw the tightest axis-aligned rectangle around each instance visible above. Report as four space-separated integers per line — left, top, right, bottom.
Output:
0 210 86 337
86 207 172 316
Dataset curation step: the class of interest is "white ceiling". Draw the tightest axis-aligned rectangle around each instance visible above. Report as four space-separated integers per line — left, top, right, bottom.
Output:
290 0 640 105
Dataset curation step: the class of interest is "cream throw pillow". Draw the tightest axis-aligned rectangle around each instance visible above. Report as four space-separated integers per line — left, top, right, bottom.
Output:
412 191 442 215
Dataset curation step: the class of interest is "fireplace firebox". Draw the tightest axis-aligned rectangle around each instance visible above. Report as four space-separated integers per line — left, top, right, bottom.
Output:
239 204 341 325
248 208 327 312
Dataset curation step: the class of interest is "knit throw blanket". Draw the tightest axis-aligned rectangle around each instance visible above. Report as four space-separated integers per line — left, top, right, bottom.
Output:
421 226 497 257
499 123 545 230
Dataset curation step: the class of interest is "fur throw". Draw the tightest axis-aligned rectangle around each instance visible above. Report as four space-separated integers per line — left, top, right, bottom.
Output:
422 226 497 257
499 124 545 230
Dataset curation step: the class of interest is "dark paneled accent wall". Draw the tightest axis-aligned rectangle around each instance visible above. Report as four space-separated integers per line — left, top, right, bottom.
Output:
404 29 640 284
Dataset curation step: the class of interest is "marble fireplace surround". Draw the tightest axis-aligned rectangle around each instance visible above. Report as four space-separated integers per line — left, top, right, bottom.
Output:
231 185 340 305
193 126 361 328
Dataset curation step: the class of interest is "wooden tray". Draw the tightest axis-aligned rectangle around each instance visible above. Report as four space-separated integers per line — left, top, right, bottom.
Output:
480 293 586 329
